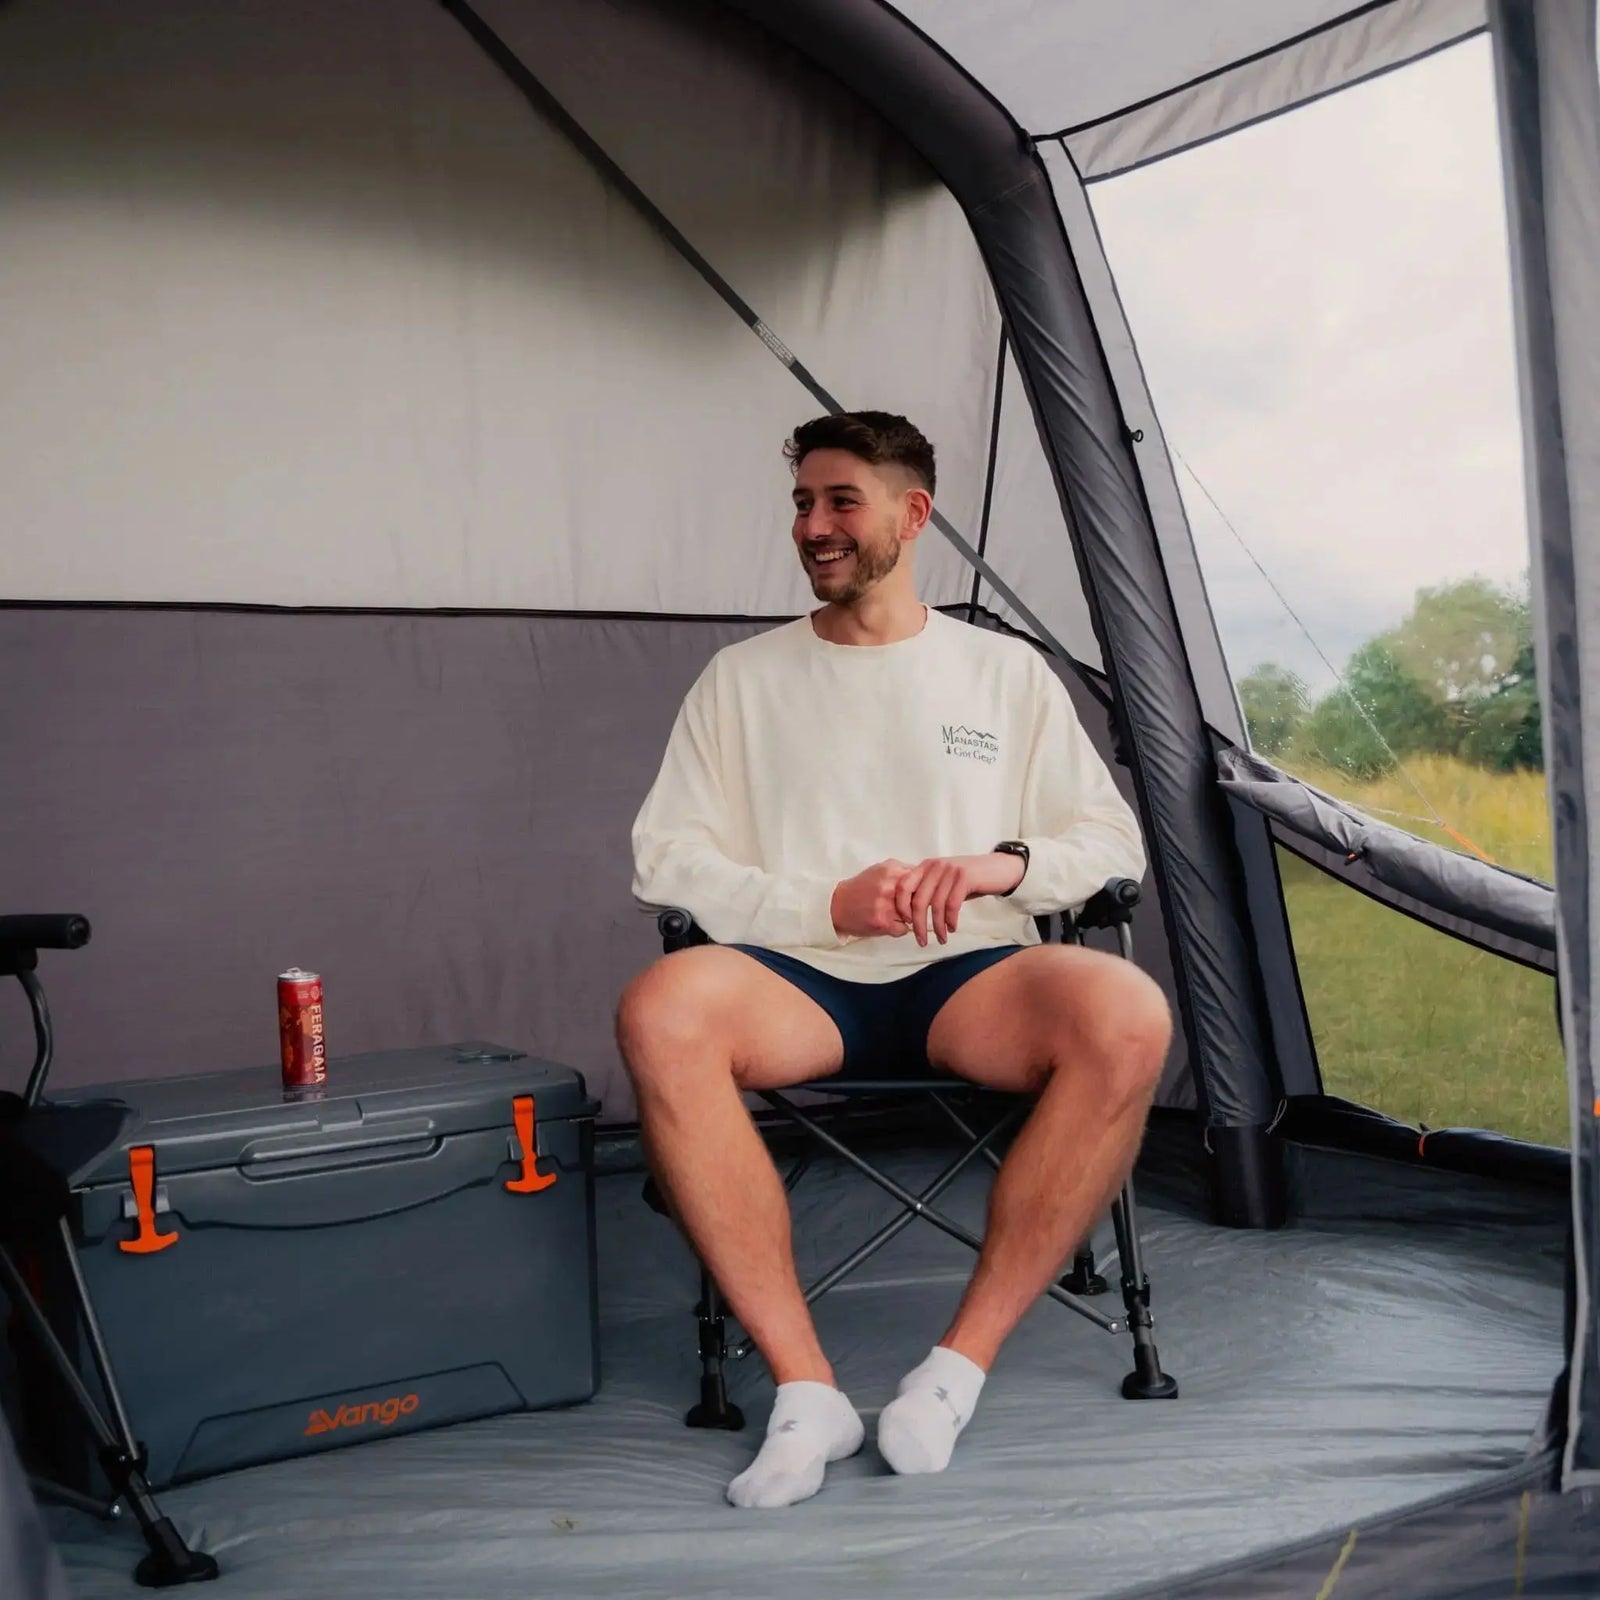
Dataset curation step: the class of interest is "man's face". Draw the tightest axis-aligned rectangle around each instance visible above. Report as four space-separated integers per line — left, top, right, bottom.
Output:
790 448 914 603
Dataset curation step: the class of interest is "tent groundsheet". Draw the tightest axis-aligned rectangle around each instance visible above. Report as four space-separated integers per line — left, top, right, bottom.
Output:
41 1134 1565 1599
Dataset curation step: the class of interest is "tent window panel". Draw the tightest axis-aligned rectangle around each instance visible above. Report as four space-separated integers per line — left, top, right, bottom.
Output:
1089 38 1550 881
1279 848 1566 1146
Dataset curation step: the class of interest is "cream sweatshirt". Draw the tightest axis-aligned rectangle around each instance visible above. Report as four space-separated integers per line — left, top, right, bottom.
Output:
630 606 1146 982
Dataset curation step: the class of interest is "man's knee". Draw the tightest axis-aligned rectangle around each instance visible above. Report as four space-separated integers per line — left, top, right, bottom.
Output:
1086 962 1171 1101
1043 955 1171 1103
615 950 740 1091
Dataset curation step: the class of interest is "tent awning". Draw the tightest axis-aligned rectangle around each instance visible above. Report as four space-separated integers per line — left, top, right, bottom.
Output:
891 0 1486 177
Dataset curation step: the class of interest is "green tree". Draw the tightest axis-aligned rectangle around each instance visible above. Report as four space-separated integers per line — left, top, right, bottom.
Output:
1385 575 1533 755
1309 574 1543 774
1300 684 1395 779
1237 662 1309 756
1341 637 1449 758
1388 575 1527 703
1462 638 1543 770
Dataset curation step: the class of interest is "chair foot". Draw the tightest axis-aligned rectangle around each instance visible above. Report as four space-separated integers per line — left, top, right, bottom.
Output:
1120 1316 1178 1400
133 1518 220 1587
686 1375 746 1432
1061 1248 1108 1296
1121 1364 1179 1401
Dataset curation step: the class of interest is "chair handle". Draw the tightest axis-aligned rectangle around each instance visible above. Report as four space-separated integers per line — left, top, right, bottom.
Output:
1067 877 1141 932
658 907 712 953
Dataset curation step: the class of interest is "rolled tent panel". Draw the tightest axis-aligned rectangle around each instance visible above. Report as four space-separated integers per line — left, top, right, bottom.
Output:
1488 0 1600 1485
888 0 1485 171
0 0 1001 617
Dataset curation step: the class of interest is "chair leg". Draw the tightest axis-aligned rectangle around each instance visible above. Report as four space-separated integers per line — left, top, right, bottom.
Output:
685 1265 745 1431
1109 1180 1178 1400
0 1237 220 1586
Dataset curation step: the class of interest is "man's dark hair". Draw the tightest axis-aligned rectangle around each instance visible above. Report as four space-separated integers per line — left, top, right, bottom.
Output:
783 411 936 497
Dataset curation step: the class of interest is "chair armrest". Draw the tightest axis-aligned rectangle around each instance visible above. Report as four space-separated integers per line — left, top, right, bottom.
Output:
657 907 712 953
1068 877 1141 932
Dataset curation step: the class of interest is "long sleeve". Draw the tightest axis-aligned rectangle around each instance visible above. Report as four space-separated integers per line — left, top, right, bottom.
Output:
1005 661 1147 916
630 658 844 950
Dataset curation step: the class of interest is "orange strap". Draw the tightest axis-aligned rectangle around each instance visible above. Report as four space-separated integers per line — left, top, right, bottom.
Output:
505 1096 557 1194
119 1146 178 1254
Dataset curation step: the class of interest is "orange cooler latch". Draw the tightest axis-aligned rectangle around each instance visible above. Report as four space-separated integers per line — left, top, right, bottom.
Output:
119 1146 178 1254
505 1096 557 1194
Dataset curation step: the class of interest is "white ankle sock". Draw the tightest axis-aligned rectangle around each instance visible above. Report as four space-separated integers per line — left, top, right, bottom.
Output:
876 1345 987 1475
726 1381 864 1509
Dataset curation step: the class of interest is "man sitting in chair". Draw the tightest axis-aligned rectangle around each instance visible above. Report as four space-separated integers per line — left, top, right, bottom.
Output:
619 411 1170 1509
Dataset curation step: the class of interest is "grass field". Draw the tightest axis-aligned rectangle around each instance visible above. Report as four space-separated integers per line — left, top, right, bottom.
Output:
1272 755 1569 1148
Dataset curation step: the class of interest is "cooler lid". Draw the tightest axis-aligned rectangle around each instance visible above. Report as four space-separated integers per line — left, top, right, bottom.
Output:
50 1042 594 1184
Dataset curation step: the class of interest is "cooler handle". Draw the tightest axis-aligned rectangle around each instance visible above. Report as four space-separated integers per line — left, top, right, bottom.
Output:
119 1147 179 1255
505 1096 557 1194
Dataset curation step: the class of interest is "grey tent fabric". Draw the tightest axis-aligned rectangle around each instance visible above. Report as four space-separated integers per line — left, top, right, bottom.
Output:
0 0 1006 622
1216 747 1558 956
1058 0 1488 181
890 0 1486 168
1489 0 1600 1486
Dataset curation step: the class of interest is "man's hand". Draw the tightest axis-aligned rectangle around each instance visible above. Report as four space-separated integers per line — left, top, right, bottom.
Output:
892 853 1026 947
831 853 1027 945
830 860 916 940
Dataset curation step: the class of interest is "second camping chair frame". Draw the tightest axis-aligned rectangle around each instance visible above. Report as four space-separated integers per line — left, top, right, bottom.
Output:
0 914 220 1589
643 876 1178 1430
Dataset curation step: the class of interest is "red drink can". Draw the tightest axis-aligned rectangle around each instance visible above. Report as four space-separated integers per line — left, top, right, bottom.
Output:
277 968 328 1093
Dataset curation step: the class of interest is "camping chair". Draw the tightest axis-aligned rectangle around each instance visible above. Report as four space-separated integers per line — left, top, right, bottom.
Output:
0 914 220 1588
641 877 1178 1431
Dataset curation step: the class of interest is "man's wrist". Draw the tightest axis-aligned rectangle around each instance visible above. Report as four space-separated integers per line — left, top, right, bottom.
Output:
991 840 1029 896
827 879 861 944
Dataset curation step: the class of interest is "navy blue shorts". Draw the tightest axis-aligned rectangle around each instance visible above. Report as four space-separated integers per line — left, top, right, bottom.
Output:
729 943 1026 1079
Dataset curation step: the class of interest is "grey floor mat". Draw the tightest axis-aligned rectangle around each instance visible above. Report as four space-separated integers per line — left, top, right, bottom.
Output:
47 1149 1566 1599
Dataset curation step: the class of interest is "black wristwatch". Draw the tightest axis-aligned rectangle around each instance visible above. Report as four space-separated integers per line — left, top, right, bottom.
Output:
992 840 1029 895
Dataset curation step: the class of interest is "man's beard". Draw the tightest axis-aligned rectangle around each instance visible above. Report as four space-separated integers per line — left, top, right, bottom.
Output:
804 532 901 603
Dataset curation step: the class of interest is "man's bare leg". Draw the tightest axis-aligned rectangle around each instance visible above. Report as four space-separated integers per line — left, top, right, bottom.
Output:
876 944 1170 1473
616 946 861 1506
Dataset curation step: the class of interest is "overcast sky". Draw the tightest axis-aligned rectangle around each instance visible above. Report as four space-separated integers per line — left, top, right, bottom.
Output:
1088 36 1529 698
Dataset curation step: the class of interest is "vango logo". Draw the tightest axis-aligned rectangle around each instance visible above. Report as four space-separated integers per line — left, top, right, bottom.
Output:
304 1393 420 1436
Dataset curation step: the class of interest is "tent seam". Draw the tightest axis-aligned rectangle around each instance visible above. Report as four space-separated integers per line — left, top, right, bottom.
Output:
1040 0 1407 141
1075 26 1486 186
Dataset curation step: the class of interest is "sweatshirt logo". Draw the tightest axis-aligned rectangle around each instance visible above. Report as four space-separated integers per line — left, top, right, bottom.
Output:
942 724 998 765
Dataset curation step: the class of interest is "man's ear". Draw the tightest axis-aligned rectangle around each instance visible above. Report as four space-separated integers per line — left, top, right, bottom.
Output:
902 486 933 540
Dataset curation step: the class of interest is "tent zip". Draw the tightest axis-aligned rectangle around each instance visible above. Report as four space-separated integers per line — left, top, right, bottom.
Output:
438 0 1094 692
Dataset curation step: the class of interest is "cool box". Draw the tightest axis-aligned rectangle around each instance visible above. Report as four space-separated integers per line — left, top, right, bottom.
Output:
21 1042 598 1490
